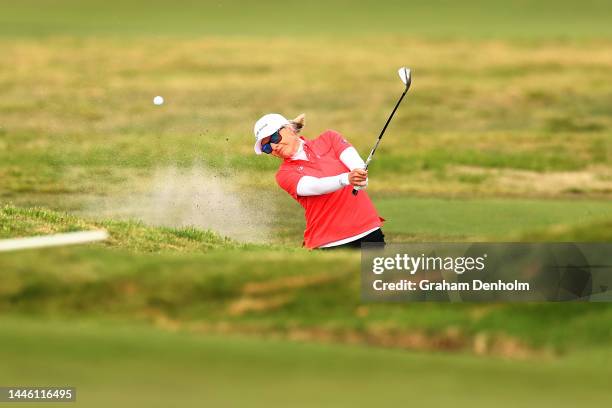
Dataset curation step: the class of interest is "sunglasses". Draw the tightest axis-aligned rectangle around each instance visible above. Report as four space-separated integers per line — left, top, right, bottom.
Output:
261 129 283 154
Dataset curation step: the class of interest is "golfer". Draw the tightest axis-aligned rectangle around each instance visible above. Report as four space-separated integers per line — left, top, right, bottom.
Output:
253 113 385 249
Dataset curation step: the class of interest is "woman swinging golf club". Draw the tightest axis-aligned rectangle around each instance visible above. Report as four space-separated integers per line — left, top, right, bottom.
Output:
253 113 385 249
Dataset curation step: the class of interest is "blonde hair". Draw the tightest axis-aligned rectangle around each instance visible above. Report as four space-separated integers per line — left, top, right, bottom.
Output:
289 113 305 133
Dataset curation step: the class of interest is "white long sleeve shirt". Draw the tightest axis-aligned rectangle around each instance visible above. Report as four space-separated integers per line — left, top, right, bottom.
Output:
295 142 367 196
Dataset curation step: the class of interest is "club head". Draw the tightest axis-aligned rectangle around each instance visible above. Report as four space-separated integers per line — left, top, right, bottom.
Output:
398 67 412 89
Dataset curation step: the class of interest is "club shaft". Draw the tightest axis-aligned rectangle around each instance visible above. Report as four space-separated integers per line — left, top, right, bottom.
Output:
364 88 408 169
353 85 409 196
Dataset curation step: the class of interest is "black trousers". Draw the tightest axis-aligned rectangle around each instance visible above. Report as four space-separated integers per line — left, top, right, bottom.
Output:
319 229 385 250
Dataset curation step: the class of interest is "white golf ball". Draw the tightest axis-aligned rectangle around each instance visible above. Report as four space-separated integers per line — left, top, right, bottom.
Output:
153 96 164 105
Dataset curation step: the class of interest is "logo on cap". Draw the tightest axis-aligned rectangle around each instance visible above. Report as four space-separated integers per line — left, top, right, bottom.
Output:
256 124 269 137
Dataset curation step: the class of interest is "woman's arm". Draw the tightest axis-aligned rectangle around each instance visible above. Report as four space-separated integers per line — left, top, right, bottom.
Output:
339 146 366 170
296 146 369 197
297 174 350 196
340 146 368 191
297 169 368 196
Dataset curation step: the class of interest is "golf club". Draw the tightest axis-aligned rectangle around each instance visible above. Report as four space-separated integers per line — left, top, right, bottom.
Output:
353 67 412 196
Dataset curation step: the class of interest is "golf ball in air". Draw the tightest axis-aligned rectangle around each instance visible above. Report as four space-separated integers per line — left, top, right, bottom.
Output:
153 96 164 105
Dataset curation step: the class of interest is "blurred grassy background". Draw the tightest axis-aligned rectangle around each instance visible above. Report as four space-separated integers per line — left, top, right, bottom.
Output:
2 0 612 38
2 316 611 408
2 0 612 405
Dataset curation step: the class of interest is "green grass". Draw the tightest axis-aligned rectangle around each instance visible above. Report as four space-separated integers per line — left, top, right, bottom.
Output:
2 206 612 353
6 190 612 248
2 36 611 204
1 2 612 393
276 195 612 243
0 205 237 252
2 0 612 39
1 316 611 407
521 218 612 241
376 196 612 239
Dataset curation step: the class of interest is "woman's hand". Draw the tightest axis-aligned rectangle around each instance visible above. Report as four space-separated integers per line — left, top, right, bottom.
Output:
348 168 368 187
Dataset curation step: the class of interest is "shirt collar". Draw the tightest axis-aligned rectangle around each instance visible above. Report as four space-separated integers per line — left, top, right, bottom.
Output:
290 138 308 161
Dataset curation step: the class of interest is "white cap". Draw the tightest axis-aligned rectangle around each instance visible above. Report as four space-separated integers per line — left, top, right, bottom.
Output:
253 113 290 154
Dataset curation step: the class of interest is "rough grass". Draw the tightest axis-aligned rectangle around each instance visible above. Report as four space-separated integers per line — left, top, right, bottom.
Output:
2 243 612 354
1 37 612 203
0 205 237 252
2 205 612 354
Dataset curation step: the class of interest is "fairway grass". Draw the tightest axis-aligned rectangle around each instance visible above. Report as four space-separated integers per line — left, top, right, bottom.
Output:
376 196 612 240
0 316 611 407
